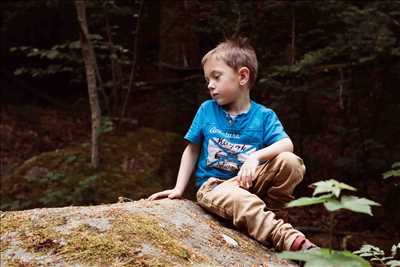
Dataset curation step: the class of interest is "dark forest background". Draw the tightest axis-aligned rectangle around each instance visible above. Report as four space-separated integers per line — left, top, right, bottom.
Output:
1 0 399 257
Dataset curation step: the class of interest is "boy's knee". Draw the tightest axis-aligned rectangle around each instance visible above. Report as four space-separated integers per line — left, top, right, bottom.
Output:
275 152 306 177
274 152 306 184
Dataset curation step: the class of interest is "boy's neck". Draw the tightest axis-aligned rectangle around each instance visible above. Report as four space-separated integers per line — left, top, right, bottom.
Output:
223 94 251 115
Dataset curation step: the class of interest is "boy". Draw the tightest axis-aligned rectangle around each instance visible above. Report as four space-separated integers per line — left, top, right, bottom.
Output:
148 38 315 251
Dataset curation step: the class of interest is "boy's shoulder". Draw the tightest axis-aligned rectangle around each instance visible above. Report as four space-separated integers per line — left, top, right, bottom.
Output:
252 101 278 117
200 99 216 108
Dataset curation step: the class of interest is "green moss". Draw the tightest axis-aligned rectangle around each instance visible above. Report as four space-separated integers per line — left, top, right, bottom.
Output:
2 210 198 266
4 259 39 267
57 214 193 265
1 127 184 211
0 213 31 235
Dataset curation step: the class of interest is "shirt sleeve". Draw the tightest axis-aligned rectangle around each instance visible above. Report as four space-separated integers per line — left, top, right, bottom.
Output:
184 103 206 144
263 110 289 146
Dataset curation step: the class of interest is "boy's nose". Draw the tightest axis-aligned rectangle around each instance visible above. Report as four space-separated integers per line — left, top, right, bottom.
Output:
208 81 216 90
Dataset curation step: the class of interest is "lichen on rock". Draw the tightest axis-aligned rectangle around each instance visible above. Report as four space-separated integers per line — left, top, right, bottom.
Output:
1 199 298 266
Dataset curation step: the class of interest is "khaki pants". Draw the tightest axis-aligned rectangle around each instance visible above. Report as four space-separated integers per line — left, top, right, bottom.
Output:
196 152 306 251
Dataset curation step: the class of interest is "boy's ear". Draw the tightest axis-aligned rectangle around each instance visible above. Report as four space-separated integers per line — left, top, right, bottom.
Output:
238 67 250 86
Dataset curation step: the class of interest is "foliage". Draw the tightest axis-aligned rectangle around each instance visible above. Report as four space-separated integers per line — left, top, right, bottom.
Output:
383 162 400 180
287 179 380 215
270 1 400 78
280 180 380 266
354 243 400 267
280 248 371 267
382 162 400 225
10 35 131 82
99 116 115 134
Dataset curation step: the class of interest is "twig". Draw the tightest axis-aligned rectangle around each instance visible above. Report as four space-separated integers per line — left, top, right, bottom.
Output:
120 0 144 120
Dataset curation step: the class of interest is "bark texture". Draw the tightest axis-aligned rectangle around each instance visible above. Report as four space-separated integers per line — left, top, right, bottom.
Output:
75 0 101 169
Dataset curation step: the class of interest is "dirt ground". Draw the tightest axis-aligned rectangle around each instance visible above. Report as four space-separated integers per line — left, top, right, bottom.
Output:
1 104 398 257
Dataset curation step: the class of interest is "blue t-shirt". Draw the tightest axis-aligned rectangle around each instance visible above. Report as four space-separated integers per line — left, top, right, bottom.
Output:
184 100 289 187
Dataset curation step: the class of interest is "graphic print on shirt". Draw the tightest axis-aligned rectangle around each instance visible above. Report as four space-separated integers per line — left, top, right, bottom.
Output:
207 137 256 172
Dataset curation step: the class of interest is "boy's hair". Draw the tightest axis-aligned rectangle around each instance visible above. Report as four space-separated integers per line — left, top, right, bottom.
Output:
201 37 258 88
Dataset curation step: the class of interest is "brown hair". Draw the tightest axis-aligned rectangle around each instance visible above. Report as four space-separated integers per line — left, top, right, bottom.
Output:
201 37 258 88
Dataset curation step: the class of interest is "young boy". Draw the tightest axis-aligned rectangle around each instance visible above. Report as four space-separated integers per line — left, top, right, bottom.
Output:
148 38 315 251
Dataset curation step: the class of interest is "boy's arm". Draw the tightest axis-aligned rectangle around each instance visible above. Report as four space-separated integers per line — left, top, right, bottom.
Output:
237 138 293 188
148 143 200 200
251 137 293 162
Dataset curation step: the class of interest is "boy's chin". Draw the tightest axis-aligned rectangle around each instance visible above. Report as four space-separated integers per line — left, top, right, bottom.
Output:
214 98 227 106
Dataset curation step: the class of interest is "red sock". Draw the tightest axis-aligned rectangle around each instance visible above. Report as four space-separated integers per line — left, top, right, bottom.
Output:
290 236 306 251
290 236 317 251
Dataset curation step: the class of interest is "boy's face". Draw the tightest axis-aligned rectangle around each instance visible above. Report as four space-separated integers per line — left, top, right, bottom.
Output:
203 57 244 106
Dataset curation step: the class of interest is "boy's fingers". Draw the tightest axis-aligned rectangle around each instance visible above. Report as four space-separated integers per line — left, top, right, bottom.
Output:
148 190 169 201
245 176 252 188
148 193 159 200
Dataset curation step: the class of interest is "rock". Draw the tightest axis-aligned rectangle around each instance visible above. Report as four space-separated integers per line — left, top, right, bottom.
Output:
0 199 297 266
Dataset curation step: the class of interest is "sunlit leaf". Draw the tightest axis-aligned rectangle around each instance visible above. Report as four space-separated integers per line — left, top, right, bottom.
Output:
387 260 400 267
279 248 371 267
391 243 400 256
312 179 356 198
354 244 385 258
324 199 343 212
286 194 332 208
340 196 380 215
383 170 400 179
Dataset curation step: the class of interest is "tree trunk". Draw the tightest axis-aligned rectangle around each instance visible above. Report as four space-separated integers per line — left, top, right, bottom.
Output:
75 0 101 169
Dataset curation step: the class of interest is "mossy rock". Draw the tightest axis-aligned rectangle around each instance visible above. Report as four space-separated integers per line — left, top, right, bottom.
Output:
1 127 189 211
0 199 297 266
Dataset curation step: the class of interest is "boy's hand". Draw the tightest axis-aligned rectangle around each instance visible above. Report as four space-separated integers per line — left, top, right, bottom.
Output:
147 188 183 201
237 155 259 189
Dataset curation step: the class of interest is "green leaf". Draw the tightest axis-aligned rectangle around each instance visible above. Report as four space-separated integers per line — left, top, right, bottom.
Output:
383 169 400 179
354 244 385 257
312 179 356 198
46 50 59 60
391 243 400 256
392 162 400 169
324 199 343 212
286 194 332 208
340 196 380 215
387 260 400 267
323 196 380 215
278 249 371 267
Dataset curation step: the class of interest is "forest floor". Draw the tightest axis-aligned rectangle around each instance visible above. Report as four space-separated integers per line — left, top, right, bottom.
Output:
1 104 398 257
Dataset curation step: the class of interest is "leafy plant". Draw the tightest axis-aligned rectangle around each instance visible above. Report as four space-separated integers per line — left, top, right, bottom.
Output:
10 35 131 81
99 116 114 134
382 162 400 227
279 179 380 267
287 179 380 215
382 162 400 180
280 248 371 267
354 243 400 267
